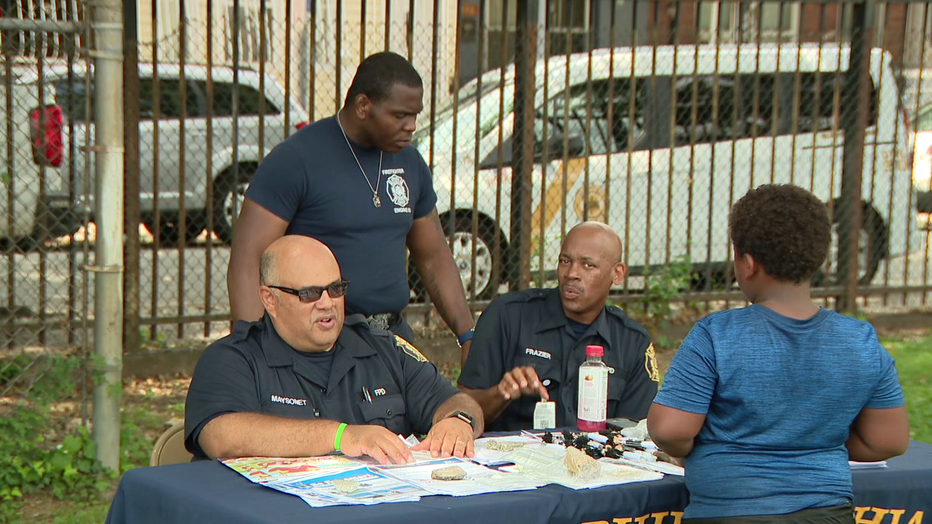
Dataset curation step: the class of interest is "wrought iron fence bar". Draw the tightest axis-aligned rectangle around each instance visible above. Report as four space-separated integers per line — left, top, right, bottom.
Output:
3 49 14 350
37 46 48 346
283 0 292 136
468 0 481 301
493 0 508 299
666 1 680 266
336 0 343 114
875 0 894 308
536 0 550 290
177 0 189 340
204 0 216 338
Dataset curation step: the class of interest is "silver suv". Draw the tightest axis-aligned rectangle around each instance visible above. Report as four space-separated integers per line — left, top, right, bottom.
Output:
34 63 308 246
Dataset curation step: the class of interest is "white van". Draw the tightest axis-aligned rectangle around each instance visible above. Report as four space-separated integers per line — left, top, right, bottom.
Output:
415 45 919 297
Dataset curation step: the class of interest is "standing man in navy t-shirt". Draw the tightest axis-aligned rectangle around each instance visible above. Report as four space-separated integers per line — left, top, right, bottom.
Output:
228 52 476 351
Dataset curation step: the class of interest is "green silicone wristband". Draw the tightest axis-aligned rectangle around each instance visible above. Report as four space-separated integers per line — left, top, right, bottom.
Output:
333 422 348 451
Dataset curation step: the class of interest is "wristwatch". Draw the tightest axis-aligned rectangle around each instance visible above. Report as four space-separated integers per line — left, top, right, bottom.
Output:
446 410 476 432
456 328 475 348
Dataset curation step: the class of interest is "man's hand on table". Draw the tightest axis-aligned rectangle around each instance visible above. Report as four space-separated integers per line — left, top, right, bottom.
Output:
498 366 549 401
411 416 475 459
339 425 414 465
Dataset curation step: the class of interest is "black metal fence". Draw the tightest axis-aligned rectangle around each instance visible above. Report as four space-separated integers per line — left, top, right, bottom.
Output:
0 0 930 366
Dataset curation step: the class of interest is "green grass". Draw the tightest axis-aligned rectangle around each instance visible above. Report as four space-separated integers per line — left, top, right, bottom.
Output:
882 331 932 444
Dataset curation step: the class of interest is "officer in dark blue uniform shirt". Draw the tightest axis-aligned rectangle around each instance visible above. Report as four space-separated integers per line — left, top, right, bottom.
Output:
185 235 483 464
458 222 659 432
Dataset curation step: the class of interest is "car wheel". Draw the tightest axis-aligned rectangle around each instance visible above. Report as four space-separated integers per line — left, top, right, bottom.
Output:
142 215 204 247
409 214 505 301
815 200 887 287
212 164 257 245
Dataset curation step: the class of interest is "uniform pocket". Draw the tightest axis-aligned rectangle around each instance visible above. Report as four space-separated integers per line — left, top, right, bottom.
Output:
358 393 407 424
607 374 628 411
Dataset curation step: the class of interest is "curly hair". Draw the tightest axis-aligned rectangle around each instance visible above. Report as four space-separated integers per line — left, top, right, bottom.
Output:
345 52 423 106
729 184 831 284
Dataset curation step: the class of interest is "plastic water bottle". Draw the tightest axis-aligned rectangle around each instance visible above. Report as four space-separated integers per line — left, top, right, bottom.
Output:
577 345 608 431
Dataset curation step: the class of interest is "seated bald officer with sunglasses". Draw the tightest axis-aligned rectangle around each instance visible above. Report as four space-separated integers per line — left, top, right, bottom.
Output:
184 235 484 464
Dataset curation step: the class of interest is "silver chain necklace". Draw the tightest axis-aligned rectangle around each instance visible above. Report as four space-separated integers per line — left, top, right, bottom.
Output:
337 113 383 208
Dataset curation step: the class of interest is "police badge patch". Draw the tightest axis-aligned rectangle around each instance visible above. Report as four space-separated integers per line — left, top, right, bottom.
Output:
395 334 429 362
644 343 660 382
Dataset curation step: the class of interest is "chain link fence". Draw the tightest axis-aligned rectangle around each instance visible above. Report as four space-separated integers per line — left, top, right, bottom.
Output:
1 0 931 405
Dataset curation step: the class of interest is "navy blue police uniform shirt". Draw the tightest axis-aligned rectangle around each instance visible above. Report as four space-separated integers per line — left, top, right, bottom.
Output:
458 288 660 432
244 116 438 316
184 314 458 458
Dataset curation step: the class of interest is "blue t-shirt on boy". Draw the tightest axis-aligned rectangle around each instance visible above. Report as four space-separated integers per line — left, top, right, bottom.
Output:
654 305 904 518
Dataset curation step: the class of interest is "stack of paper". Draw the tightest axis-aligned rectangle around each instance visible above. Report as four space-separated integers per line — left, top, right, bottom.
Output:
219 435 671 508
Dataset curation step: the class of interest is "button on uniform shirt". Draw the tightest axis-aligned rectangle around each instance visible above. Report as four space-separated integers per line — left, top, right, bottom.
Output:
184 314 458 458
458 288 660 432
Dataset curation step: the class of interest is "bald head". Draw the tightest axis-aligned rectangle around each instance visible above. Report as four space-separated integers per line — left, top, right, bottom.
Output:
259 235 346 353
260 235 340 287
556 222 626 324
563 221 623 264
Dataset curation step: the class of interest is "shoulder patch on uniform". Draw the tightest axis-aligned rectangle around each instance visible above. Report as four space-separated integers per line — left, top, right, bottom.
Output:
394 335 429 363
644 343 660 382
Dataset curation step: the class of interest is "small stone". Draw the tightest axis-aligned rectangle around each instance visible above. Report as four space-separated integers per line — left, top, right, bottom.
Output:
484 440 526 452
332 479 359 493
564 446 600 477
431 466 467 481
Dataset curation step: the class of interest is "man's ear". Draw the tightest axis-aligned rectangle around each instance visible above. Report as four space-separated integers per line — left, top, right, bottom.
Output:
353 94 372 120
259 286 278 317
611 262 627 286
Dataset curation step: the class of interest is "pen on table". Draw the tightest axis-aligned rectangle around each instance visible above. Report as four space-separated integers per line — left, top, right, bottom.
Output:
362 386 373 403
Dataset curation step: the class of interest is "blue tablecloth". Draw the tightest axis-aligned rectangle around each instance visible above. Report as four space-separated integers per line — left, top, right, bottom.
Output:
105 440 932 524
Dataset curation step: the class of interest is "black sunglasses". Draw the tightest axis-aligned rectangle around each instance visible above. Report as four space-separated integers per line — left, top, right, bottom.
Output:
267 279 350 303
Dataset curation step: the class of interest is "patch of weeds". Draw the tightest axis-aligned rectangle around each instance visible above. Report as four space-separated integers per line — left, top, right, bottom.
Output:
639 255 693 330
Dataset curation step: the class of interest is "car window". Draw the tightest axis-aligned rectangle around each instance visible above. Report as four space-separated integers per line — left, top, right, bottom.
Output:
666 71 877 146
540 79 649 158
209 81 281 116
54 78 91 123
542 86 604 158
664 74 767 145
797 71 877 132
55 76 205 122
138 78 201 120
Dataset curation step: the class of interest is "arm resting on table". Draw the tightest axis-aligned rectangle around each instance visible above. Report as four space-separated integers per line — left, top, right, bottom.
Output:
198 413 342 459
846 406 910 462
227 199 289 322
646 403 706 459
410 392 485 459
432 392 485 438
198 413 415 464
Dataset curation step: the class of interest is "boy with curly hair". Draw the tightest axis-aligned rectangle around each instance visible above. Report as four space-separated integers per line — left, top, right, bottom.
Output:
647 184 909 523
